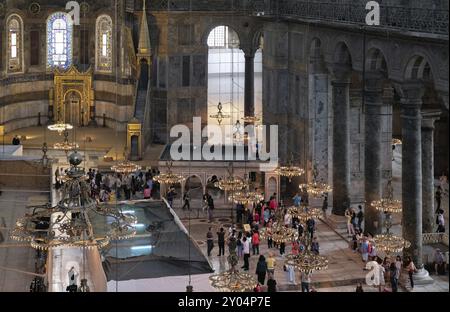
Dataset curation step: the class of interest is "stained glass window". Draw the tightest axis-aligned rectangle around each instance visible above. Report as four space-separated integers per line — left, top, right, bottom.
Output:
7 14 23 73
95 15 113 72
47 12 73 69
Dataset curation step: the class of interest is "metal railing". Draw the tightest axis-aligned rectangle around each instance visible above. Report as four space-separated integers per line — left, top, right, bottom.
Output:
423 232 449 247
147 0 448 35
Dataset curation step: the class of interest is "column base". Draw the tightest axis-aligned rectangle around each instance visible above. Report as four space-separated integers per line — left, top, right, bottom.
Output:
401 269 434 287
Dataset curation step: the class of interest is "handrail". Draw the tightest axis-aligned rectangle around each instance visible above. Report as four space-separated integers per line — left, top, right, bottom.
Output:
147 0 448 36
422 232 449 247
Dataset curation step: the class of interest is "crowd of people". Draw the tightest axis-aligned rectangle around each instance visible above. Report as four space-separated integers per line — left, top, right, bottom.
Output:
206 192 323 292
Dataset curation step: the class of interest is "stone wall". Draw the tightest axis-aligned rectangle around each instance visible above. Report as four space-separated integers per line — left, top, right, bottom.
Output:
0 159 51 191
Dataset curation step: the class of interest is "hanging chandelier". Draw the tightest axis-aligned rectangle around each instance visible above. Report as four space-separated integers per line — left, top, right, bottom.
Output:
210 237 258 292
370 179 402 214
48 121 73 135
10 151 137 250
241 115 261 124
274 154 305 183
209 102 230 125
229 190 264 204
287 206 323 223
285 250 329 274
111 148 141 175
299 164 332 198
215 164 247 192
371 179 410 254
53 129 79 153
153 161 185 185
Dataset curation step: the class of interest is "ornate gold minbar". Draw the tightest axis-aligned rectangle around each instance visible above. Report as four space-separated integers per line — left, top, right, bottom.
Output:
127 118 142 161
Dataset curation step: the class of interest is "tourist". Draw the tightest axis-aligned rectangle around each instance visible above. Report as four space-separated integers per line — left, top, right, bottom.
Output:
242 236 250 271
269 195 278 210
436 209 445 233
255 255 267 285
12 135 20 145
355 282 364 292
166 187 176 208
266 252 276 279
263 206 271 226
382 257 391 284
253 283 262 292
293 193 302 207
291 240 300 255
389 262 398 292
350 208 358 232
228 224 236 237
252 230 260 255
279 240 286 256
182 191 190 210
78 279 90 292
357 205 364 230
434 248 445 275
266 221 273 249
306 217 315 240
435 186 442 212
236 231 243 258
377 257 386 292
297 222 304 238
368 241 377 259
284 210 291 227
143 184 151 199
236 203 244 224
406 256 417 289
286 262 296 285
345 207 355 236
395 255 403 281
300 271 312 292
217 227 225 256
254 210 260 224
267 277 277 292
206 192 214 222
360 237 369 263
67 267 78 292
322 196 328 217
206 227 214 257
311 237 320 255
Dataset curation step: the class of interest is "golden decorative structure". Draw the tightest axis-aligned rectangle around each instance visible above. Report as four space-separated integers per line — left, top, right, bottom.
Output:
299 165 332 198
53 129 79 153
274 154 305 182
241 115 261 124
209 102 231 125
48 120 73 135
111 149 142 175
287 206 323 224
127 118 143 161
51 65 94 127
371 179 410 254
10 151 137 250
153 161 185 185
285 251 329 274
259 210 299 244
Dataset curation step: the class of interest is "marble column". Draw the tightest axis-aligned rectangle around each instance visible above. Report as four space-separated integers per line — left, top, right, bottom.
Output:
244 53 255 118
400 82 424 267
421 111 441 233
331 65 352 216
364 74 384 235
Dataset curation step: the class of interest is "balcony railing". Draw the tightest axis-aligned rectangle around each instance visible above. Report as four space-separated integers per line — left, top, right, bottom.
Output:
148 0 448 36
423 232 449 247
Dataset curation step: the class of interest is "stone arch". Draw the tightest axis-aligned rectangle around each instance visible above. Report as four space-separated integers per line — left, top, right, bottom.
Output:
252 29 264 51
404 54 434 81
333 41 353 67
5 13 24 74
184 175 204 200
366 47 388 76
202 23 242 47
309 37 323 59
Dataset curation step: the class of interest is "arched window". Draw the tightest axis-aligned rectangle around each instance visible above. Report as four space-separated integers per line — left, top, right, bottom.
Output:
6 14 23 73
47 12 73 69
95 15 113 72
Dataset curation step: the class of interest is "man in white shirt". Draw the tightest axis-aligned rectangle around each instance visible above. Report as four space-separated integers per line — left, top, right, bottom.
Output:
241 236 251 271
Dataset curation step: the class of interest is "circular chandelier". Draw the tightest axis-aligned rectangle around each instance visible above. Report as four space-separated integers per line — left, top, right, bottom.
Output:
285 251 329 274
371 179 410 255
288 206 323 224
209 102 230 125
153 161 185 185
53 129 79 153
229 191 264 204
274 153 305 182
299 165 332 198
259 222 298 244
48 121 73 135
241 115 261 124
215 164 247 192
10 151 137 250
111 149 141 175
210 237 257 292
370 179 402 214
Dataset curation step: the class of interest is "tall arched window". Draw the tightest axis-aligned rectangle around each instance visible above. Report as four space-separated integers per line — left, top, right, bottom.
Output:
95 15 113 72
47 12 73 69
6 14 24 73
